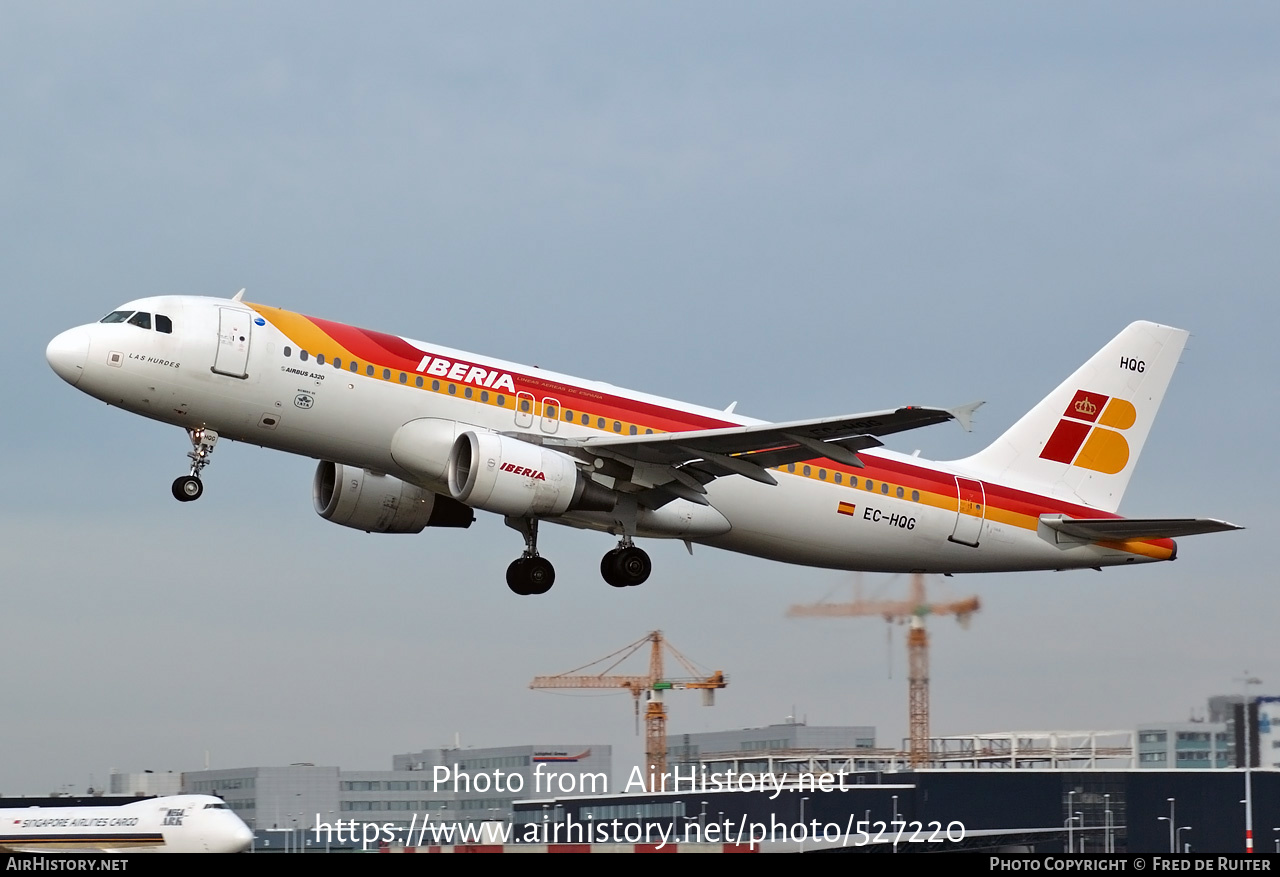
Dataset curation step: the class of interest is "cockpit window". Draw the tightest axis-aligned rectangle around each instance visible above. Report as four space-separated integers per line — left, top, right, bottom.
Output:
203 802 229 809
155 314 173 334
127 312 152 330
100 311 133 323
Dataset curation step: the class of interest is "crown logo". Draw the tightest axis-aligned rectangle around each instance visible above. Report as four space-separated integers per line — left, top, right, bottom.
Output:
1074 397 1097 416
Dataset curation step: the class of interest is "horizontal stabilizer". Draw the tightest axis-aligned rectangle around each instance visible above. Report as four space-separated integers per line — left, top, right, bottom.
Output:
1040 514 1243 542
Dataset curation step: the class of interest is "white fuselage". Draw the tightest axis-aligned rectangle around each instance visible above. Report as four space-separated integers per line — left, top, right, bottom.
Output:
46 295 1179 579
0 794 253 854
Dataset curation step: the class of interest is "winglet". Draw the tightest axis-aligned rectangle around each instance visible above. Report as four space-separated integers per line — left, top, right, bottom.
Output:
724 401 738 414
948 400 984 433
232 288 246 302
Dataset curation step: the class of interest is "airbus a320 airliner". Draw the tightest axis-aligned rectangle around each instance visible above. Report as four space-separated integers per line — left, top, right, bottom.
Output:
46 292 1238 594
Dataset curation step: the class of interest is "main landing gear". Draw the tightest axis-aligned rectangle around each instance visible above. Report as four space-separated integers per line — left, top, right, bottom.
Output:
503 520 653 595
601 538 651 588
505 517 554 596
171 427 218 503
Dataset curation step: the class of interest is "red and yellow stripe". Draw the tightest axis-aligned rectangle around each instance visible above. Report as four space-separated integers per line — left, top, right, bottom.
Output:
249 304 1174 561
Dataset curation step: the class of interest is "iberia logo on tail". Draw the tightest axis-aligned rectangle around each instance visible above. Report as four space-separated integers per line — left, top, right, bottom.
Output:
1038 389 1136 474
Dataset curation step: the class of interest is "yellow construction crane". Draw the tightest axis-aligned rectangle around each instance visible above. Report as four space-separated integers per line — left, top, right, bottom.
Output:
529 630 727 791
787 574 978 767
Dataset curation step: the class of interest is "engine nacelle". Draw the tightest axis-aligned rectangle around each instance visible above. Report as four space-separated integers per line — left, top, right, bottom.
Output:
313 461 474 533
447 431 616 517
389 418 466 488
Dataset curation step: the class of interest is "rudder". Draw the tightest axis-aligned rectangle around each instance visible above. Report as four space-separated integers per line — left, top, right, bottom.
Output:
954 321 1188 512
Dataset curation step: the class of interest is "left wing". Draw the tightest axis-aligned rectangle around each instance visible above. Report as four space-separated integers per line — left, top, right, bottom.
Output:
545 404 972 507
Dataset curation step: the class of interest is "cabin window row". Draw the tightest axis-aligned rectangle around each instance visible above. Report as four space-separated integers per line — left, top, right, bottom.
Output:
785 463 920 501
280 347 655 434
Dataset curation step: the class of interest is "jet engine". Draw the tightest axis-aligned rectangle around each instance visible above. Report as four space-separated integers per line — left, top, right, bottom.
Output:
447 431 616 517
313 461 474 533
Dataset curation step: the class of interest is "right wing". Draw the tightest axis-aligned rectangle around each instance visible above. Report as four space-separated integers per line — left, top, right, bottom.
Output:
544 404 974 507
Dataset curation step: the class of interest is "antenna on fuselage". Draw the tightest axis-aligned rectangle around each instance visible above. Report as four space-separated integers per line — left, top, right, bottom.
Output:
231 288 246 302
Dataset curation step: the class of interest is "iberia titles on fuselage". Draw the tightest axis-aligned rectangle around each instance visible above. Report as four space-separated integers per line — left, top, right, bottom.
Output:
45 293 1240 595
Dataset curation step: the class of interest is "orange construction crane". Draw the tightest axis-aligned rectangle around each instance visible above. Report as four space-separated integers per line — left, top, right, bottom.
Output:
787 574 978 767
530 631 727 791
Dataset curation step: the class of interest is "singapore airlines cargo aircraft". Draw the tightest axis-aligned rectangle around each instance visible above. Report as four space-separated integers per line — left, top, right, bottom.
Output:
0 795 253 853
46 293 1238 594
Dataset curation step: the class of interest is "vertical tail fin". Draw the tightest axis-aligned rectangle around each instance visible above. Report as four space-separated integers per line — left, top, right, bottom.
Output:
955 321 1189 512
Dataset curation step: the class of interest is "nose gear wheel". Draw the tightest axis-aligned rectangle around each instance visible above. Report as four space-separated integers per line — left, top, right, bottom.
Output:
172 475 203 502
172 428 219 503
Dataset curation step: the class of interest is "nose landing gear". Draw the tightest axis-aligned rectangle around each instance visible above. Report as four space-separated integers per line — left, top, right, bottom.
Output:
171 428 218 503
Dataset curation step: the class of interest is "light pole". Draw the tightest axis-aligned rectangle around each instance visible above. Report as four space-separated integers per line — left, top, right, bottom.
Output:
1177 826 1192 853
800 797 809 853
1076 812 1084 853
892 795 899 854
265 827 290 853
1160 798 1175 853
1068 790 1076 853
1104 793 1112 854
1237 673 1262 854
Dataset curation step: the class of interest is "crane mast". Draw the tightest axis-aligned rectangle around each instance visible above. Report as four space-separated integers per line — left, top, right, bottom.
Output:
530 630 727 790
788 574 979 767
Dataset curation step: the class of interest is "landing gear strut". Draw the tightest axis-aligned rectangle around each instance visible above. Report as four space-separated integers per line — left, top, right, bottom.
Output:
504 517 554 596
601 538 651 588
171 427 218 503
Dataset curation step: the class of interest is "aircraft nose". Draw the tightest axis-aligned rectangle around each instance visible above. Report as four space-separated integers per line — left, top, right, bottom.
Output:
46 326 90 386
211 819 254 853
228 821 254 853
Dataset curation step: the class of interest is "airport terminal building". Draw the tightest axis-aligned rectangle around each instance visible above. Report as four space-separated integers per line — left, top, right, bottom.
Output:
512 766 1280 853
88 705 1278 852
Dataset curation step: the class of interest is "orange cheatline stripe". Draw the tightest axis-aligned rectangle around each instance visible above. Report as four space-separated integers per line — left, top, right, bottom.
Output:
249 304 1172 562
1097 539 1175 560
247 303 360 362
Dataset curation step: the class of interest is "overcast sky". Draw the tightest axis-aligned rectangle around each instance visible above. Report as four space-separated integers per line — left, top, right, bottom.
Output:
3 2 1277 796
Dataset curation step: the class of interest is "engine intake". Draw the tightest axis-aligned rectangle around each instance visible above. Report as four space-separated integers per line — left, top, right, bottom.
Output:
313 462 474 533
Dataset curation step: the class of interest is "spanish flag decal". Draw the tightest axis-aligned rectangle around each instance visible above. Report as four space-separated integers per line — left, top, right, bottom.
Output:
837 502 857 516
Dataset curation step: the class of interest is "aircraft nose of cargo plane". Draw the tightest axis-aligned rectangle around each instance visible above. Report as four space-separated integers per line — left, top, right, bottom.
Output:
46 326 90 387
223 820 254 853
